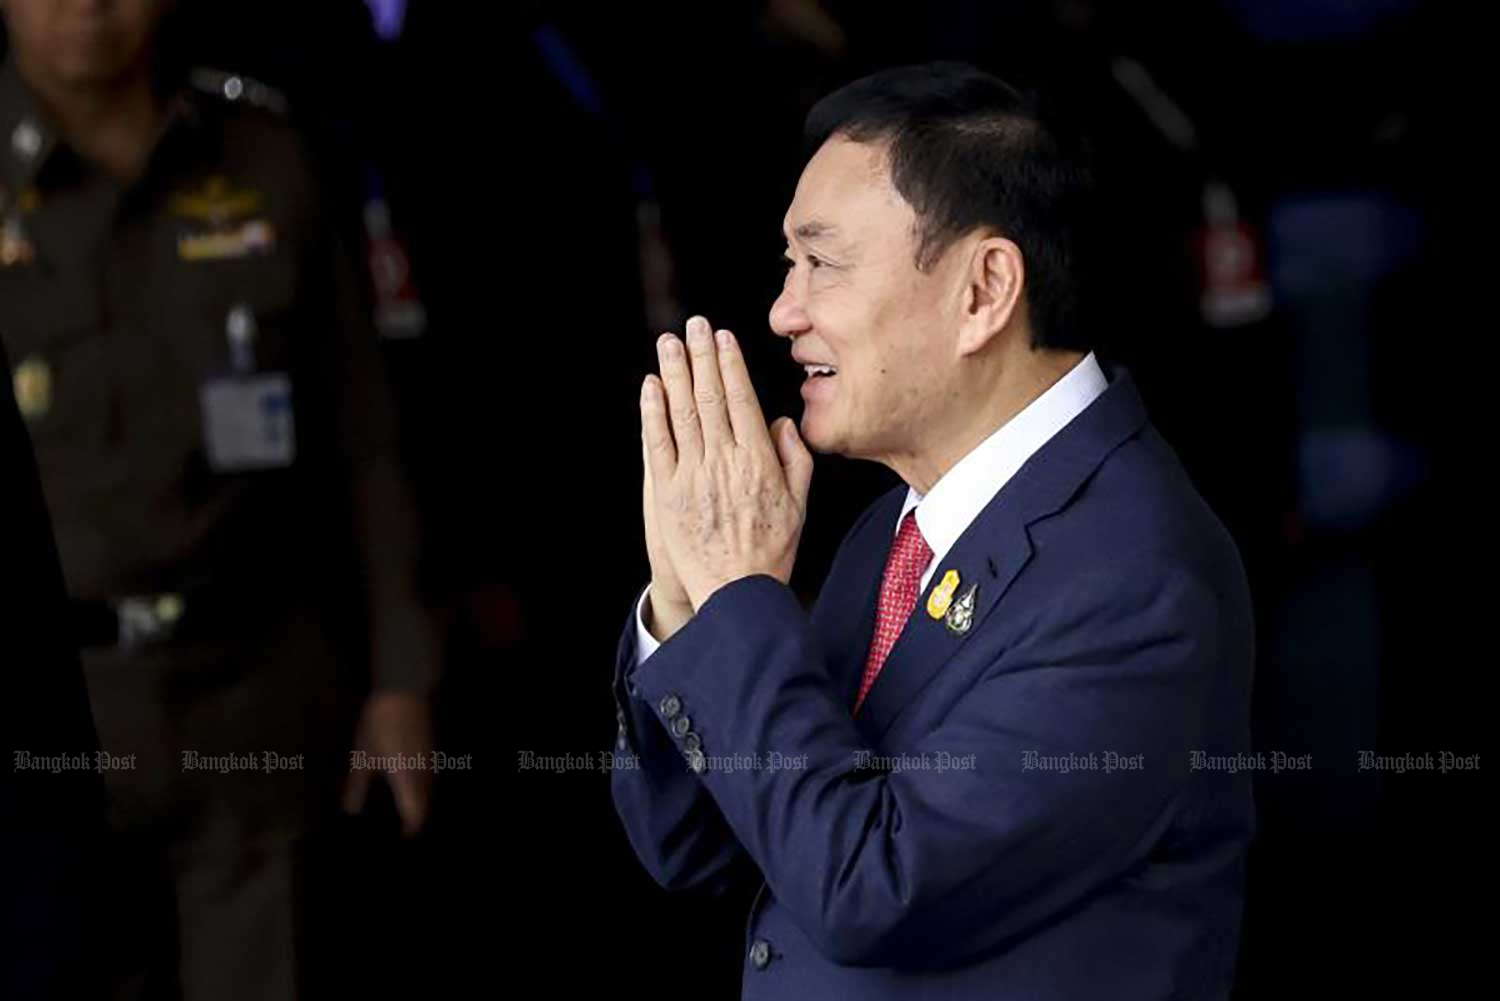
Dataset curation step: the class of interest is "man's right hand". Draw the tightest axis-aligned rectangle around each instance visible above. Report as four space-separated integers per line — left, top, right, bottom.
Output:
642 434 694 643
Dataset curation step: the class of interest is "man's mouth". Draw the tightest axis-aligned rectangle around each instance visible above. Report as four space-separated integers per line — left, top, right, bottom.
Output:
799 362 837 402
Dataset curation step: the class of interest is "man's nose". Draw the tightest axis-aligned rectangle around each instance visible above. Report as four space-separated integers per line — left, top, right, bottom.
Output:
769 283 810 341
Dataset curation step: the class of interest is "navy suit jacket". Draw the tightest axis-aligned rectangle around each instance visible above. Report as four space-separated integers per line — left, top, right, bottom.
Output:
611 364 1255 1000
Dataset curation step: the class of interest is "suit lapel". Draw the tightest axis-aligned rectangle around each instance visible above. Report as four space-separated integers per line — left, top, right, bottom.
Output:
853 497 1033 741
810 488 906 709
853 364 1150 741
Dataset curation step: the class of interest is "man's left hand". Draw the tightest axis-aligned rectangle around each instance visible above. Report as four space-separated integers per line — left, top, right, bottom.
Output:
342 691 434 837
641 315 814 610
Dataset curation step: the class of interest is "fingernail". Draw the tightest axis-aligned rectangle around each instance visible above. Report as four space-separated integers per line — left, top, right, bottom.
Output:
687 316 709 338
715 329 731 349
659 335 680 356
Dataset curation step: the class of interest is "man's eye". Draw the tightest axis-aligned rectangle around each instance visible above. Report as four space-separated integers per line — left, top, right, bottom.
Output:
780 254 796 271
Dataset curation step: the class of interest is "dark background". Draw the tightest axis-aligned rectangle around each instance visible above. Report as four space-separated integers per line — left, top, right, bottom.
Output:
17 0 1483 995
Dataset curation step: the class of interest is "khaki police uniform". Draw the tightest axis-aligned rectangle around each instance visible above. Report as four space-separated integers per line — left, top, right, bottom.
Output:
0 58 435 1000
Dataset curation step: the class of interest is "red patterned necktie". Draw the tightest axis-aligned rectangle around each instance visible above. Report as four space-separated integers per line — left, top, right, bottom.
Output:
854 510 933 715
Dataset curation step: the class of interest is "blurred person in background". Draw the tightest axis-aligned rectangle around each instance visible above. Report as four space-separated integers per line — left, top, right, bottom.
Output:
2 333 107 1000
0 0 438 997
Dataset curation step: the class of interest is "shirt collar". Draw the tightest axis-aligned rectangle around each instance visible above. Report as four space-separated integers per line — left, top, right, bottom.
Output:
0 57 207 198
897 352 1110 569
0 58 61 195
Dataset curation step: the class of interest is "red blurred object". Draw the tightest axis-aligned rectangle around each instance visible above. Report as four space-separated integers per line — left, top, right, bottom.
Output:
1196 182 1272 328
365 198 428 339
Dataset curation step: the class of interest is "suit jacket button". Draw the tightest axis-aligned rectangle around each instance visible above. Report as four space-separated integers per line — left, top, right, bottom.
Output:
686 749 706 774
670 715 691 738
659 694 682 719
682 732 701 753
749 939 771 969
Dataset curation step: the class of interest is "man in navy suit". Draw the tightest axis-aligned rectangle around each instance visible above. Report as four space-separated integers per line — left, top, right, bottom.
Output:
611 62 1254 1000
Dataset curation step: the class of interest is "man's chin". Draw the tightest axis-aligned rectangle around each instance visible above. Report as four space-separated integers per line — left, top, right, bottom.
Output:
798 413 844 457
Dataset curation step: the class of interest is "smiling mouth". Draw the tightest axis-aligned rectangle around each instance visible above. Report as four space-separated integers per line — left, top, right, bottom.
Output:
802 364 838 379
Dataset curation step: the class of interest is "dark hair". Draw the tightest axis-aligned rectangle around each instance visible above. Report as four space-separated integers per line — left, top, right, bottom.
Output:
804 62 1095 352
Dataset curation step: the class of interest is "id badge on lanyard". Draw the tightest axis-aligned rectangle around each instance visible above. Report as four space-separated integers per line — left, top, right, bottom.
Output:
200 303 295 471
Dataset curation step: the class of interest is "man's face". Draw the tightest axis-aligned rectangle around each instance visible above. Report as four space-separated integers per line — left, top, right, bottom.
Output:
770 136 968 462
2 0 165 89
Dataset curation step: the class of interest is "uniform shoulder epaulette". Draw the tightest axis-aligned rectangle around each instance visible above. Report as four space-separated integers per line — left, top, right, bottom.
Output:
188 68 289 118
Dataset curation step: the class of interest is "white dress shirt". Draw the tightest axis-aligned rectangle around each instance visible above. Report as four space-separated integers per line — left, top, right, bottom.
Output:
633 352 1109 663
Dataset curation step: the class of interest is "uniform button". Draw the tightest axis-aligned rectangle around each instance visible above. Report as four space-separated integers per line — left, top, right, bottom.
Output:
223 75 245 101
749 939 772 969
659 694 682 719
670 715 691 739
686 749 706 774
11 120 42 160
682 732 702 753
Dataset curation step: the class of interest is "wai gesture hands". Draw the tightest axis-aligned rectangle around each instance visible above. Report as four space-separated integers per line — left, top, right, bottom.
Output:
640 316 813 615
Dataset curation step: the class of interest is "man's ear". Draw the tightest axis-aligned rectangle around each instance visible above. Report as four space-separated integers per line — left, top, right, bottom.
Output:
956 236 1024 356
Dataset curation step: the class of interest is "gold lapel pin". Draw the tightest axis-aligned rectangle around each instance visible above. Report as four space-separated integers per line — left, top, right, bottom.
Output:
926 569 960 619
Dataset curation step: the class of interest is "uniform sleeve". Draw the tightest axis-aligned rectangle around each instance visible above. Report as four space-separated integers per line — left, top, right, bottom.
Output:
292 146 439 692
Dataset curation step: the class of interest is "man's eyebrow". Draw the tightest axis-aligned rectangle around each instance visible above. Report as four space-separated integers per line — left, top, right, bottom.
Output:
787 220 840 243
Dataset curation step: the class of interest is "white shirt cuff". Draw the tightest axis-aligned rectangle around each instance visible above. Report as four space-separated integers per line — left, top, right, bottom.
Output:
633 584 662 666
